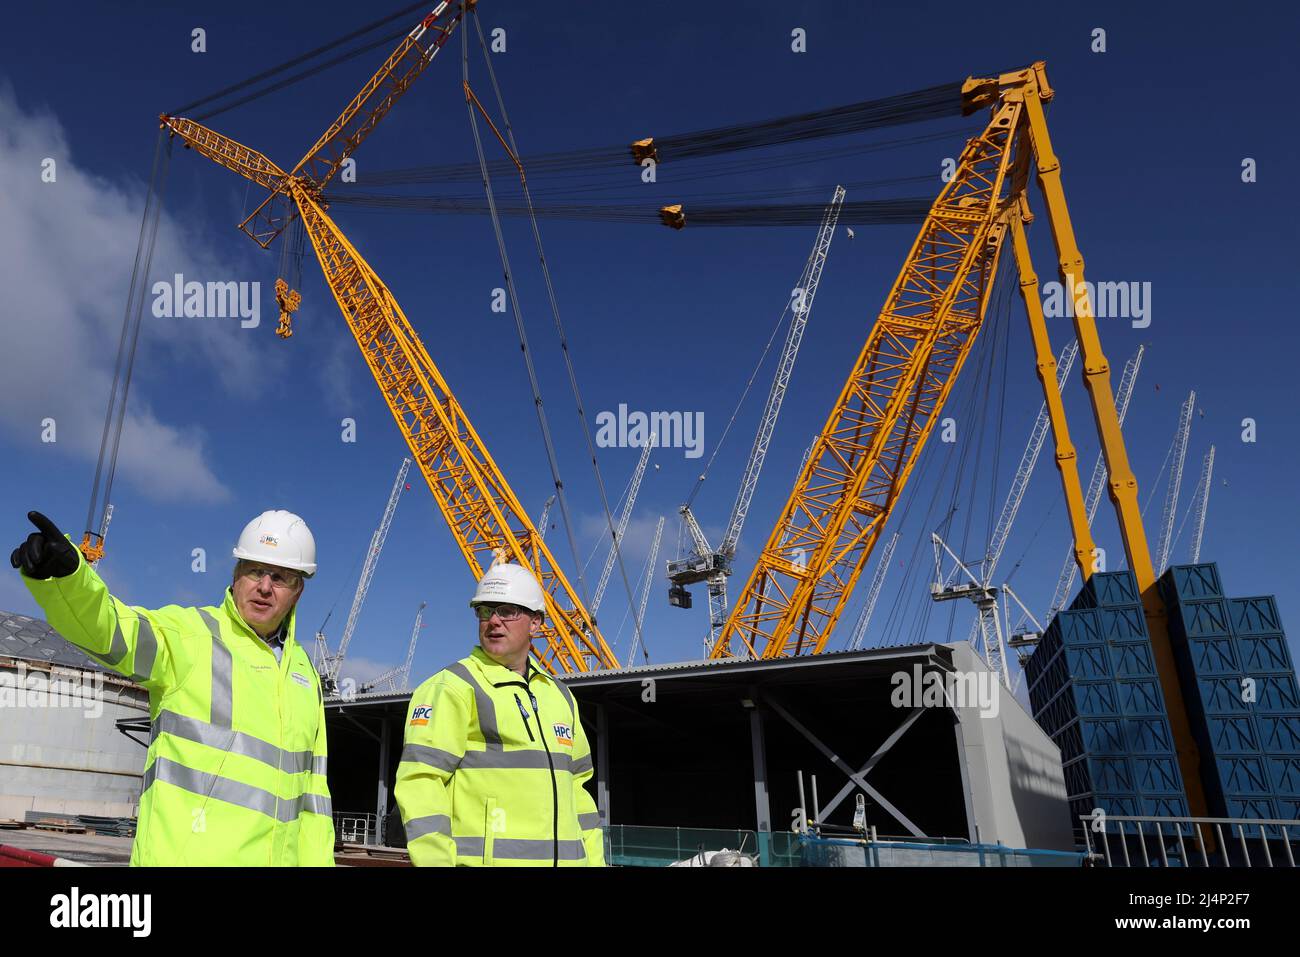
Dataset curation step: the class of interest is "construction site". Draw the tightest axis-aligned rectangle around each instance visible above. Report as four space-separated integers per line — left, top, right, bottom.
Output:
1 1 1296 879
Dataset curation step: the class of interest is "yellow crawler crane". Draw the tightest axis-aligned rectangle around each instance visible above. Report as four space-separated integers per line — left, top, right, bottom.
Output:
711 63 1208 821
160 1 617 673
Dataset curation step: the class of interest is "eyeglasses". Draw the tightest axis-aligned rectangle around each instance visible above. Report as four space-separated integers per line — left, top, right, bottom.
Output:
240 565 302 590
474 603 530 622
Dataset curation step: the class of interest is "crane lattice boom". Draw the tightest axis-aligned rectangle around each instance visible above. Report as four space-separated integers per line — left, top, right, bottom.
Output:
162 1 616 673
592 438 655 615
713 88 1025 660
1155 391 1197 575
1188 445 1215 564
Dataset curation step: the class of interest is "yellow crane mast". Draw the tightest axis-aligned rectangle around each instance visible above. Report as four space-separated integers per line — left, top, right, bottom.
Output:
712 76 1028 662
710 62 1209 823
159 1 617 673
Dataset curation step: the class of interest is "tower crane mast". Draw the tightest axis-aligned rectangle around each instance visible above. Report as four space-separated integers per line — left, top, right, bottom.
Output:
847 530 898 650
964 338 1077 650
668 186 845 652
629 516 665 665
1155 391 1196 575
591 438 655 616
536 494 556 543
1188 445 1215 564
318 457 412 690
361 602 426 694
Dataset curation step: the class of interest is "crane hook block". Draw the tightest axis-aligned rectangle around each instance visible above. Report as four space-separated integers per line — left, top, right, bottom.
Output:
659 204 685 230
274 277 301 340
630 137 658 164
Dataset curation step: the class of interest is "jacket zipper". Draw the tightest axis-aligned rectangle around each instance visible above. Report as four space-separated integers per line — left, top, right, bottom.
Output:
491 666 560 866
526 687 559 867
513 694 535 741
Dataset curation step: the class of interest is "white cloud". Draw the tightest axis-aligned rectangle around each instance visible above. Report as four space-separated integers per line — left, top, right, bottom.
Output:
0 83 291 504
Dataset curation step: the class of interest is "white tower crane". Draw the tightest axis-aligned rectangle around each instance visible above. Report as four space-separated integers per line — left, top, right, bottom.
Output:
1188 445 1215 564
317 457 412 693
1154 391 1196 575
591 437 656 616
361 601 426 694
627 516 665 665
536 494 556 543
930 532 1009 688
963 339 1078 650
847 531 899 650
668 186 845 654
1046 346 1145 620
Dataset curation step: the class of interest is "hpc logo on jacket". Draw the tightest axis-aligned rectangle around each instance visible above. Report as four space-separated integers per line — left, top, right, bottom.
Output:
410 706 432 727
552 722 573 746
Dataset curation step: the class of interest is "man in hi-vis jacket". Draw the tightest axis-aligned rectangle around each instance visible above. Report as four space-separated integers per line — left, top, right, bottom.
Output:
396 563 604 866
11 510 334 866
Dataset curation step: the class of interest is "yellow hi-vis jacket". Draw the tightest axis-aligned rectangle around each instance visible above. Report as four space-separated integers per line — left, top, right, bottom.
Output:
22 546 334 866
395 647 605 866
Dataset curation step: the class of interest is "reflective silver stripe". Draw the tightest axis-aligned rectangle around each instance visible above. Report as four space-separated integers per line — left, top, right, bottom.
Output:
152 710 314 774
493 838 587 861
460 749 572 773
405 814 451 842
455 835 485 857
129 615 158 683
198 610 232 728
312 756 328 776
571 754 593 776
302 793 332 816
578 811 601 830
144 757 302 823
551 676 575 715
447 662 501 749
85 618 129 669
401 743 460 773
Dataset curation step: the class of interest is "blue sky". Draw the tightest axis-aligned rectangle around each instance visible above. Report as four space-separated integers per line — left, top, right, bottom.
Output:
2 1 1297 691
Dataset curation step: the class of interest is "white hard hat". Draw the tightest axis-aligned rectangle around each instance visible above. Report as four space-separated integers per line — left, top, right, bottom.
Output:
470 563 546 613
232 510 317 577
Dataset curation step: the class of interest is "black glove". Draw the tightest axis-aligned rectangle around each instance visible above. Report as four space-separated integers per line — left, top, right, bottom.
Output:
10 511 80 579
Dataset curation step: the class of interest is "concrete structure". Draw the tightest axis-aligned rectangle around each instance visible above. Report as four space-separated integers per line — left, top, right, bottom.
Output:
0 610 147 821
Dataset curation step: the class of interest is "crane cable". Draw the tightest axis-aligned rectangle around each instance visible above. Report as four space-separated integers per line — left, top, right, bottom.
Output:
83 130 173 557
682 281 796 510
460 25 585 604
461 13 648 663
170 1 430 119
469 9 650 663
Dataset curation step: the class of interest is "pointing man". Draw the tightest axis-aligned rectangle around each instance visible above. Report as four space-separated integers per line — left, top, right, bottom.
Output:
395 563 604 866
10 510 335 866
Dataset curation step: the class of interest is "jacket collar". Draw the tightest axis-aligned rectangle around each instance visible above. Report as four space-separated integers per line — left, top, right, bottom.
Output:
221 587 299 650
470 645 547 687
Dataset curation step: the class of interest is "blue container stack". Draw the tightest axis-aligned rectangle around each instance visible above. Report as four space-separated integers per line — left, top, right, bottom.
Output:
1025 570 1189 832
1160 563 1300 835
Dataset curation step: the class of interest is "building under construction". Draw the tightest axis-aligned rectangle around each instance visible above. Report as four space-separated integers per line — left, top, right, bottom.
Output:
3 3 1297 871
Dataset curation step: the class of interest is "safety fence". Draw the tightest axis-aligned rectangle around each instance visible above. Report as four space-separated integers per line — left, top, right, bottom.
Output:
1078 814 1300 867
603 825 1084 867
334 812 378 846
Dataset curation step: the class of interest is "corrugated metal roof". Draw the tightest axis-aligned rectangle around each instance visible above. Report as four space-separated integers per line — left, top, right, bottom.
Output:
560 642 947 684
0 609 115 674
